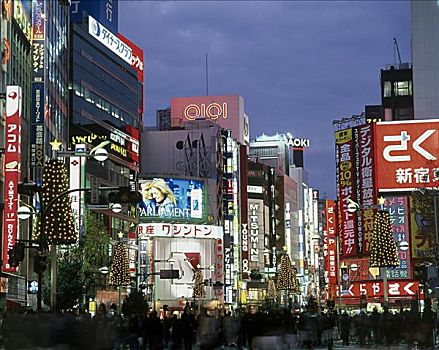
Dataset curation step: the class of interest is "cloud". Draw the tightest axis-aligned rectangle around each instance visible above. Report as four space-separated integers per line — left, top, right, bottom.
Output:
120 1 410 197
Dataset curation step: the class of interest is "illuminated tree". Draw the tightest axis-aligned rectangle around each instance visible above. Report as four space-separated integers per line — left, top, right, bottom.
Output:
109 242 130 287
193 268 206 299
370 210 399 267
267 279 277 300
277 254 300 293
41 159 76 244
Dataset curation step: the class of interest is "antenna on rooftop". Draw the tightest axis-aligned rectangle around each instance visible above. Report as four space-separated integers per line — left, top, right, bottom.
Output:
393 38 402 65
205 52 209 96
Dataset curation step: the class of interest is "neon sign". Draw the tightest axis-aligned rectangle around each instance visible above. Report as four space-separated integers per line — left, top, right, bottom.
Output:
184 102 228 121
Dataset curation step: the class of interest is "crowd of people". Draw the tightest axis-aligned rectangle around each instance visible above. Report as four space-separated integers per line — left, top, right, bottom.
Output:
0 301 438 349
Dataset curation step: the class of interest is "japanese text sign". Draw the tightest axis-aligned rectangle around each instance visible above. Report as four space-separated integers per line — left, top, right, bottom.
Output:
2 86 22 272
375 120 439 191
137 223 223 239
382 196 411 279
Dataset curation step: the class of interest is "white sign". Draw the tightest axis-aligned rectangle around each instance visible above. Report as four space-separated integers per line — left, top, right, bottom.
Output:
287 138 310 148
247 185 263 194
137 223 223 239
88 16 132 64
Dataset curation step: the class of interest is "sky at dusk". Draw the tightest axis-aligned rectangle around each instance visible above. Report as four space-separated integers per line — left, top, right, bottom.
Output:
119 1 411 198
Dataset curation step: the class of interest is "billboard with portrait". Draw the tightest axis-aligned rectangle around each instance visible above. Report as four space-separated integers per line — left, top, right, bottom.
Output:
139 178 207 223
374 119 439 191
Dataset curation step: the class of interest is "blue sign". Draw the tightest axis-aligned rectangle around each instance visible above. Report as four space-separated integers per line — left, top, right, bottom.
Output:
70 0 118 34
28 280 38 294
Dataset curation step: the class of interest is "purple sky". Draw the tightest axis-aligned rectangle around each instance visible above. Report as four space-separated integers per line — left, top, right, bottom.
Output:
120 1 411 198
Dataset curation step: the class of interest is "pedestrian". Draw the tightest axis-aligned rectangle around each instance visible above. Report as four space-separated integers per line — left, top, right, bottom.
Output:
181 306 196 350
339 312 351 346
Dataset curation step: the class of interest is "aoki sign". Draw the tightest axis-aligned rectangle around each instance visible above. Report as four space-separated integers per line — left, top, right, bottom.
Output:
184 102 228 121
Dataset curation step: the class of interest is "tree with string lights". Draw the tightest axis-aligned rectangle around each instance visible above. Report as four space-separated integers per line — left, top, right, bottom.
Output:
109 242 130 287
277 254 300 292
39 159 76 244
370 210 399 268
267 279 277 300
192 267 206 299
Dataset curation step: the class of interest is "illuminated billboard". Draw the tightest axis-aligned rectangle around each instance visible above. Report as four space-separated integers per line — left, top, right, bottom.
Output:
70 123 139 166
171 95 248 145
139 178 207 223
3 86 22 272
88 15 131 64
374 119 439 191
116 33 144 83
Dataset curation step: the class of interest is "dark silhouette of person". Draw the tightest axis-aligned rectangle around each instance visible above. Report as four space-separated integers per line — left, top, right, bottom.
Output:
181 306 195 350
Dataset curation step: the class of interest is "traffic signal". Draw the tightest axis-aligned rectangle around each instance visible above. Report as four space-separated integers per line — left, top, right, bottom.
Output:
340 266 349 291
18 180 41 196
34 253 48 273
108 187 142 204
8 242 25 267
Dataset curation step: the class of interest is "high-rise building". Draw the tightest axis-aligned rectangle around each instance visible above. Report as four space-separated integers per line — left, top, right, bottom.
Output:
156 107 172 131
30 0 70 178
380 63 413 121
412 0 439 119
69 14 143 240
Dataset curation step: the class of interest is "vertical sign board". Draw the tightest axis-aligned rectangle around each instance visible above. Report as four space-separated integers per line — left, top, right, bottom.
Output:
31 0 45 169
410 193 436 259
358 124 376 253
240 145 249 279
69 144 87 241
382 196 411 279
248 199 264 271
354 128 363 254
335 128 358 257
2 86 22 272
325 200 338 287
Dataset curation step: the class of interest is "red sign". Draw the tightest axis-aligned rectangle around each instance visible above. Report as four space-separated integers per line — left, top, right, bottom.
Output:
335 128 358 257
323 200 338 286
340 280 421 299
374 120 439 191
116 33 144 83
2 86 22 272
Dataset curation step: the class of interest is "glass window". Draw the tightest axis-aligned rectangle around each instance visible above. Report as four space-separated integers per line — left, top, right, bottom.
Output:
394 81 412 96
383 81 392 97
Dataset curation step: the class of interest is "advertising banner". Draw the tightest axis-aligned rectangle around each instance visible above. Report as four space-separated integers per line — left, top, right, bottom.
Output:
88 15 131 64
340 280 421 299
137 223 223 239
410 193 436 259
139 178 206 222
116 33 144 83
375 120 439 191
240 145 249 279
247 199 264 270
345 257 373 282
71 0 118 34
382 196 411 279
324 200 338 286
358 124 376 254
70 123 139 166
31 0 45 169
335 128 358 257
2 86 22 272
14 0 31 41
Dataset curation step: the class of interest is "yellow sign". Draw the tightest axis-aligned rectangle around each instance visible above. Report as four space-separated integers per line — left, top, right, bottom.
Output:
335 128 352 144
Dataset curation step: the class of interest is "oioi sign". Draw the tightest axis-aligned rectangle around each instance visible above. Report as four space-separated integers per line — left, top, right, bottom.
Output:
374 120 439 191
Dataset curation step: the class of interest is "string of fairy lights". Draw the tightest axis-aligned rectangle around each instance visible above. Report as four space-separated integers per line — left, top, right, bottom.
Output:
370 210 399 268
109 242 130 287
41 159 76 244
193 268 206 299
276 254 300 293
